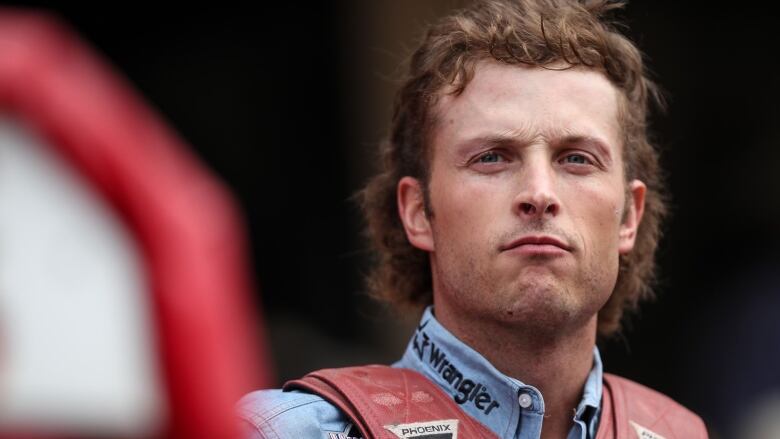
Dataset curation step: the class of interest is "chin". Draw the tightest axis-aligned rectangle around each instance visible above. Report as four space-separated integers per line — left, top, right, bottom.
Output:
492 280 586 327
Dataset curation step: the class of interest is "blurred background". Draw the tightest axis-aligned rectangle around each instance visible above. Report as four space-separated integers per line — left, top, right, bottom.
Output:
1 1 779 438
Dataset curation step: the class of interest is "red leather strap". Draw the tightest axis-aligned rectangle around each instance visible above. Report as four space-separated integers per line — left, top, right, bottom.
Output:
596 374 619 439
598 373 708 439
285 365 498 439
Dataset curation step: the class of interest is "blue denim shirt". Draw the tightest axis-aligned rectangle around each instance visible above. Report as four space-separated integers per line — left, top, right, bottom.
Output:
238 307 602 439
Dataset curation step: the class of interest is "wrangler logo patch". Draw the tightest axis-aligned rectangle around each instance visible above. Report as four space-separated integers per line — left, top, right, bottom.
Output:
413 322 500 416
384 419 458 439
630 420 666 439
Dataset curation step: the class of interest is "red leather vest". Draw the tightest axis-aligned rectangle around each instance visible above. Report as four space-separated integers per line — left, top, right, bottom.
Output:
285 365 708 439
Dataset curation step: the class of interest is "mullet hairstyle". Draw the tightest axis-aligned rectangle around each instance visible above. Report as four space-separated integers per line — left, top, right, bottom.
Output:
360 0 667 337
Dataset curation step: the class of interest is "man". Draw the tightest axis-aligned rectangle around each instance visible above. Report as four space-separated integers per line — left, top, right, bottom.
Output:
238 1 707 438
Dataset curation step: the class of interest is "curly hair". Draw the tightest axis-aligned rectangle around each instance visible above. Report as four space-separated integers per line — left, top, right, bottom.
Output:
360 0 667 337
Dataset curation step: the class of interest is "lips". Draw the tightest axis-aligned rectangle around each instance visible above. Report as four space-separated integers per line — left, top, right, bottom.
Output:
501 235 572 253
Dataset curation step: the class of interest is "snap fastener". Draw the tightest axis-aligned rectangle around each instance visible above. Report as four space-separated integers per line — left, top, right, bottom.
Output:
518 392 533 409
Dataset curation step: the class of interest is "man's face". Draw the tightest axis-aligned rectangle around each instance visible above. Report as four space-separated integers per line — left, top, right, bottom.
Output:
398 61 645 334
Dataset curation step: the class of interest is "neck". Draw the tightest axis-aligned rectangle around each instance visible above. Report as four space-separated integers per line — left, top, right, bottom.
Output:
434 303 597 439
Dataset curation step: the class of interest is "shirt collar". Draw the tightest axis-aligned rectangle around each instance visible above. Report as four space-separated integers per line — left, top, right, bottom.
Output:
579 347 603 416
394 306 603 438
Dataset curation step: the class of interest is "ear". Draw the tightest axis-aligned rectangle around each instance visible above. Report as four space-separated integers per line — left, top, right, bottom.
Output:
618 179 646 254
397 176 435 252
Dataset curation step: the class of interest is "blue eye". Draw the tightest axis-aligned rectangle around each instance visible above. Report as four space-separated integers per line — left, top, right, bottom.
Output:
478 152 502 163
563 154 589 165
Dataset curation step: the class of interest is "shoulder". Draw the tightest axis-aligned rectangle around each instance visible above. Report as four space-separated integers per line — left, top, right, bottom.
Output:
237 388 354 439
604 373 708 438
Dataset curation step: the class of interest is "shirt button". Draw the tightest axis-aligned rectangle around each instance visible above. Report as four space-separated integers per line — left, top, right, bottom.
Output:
518 392 533 409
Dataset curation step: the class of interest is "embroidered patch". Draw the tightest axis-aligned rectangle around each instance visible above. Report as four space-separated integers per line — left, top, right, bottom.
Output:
630 420 666 439
384 419 458 439
325 423 364 439
412 327 500 416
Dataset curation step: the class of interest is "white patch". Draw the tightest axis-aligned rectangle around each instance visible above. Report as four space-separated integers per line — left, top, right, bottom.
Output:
384 419 458 438
630 420 666 439
325 423 363 439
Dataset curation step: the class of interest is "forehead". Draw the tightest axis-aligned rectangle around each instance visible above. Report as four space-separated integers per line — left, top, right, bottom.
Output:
431 61 622 155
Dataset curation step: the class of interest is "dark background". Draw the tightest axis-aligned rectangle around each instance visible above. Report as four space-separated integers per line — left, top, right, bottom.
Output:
6 2 779 437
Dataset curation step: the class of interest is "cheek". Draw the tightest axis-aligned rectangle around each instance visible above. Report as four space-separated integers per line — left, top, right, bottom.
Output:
431 194 486 253
565 184 624 301
430 175 508 232
567 183 624 254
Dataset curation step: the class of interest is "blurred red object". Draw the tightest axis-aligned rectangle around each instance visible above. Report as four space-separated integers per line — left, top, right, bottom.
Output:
0 8 273 438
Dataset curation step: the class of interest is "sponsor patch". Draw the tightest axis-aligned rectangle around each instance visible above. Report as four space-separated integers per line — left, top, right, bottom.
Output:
384 419 458 439
325 423 364 439
629 420 666 439
412 323 500 416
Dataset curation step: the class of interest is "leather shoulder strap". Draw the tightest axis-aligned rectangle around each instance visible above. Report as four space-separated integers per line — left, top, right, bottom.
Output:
597 373 708 439
284 365 497 439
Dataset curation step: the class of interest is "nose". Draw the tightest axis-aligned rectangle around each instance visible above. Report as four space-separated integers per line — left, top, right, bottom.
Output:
513 159 560 219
